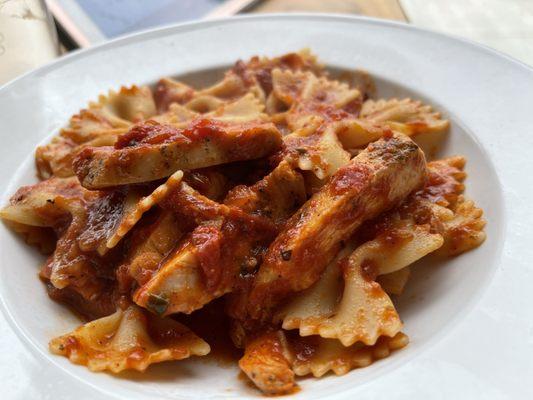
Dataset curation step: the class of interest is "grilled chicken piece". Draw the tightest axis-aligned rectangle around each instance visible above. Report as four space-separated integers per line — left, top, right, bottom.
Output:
134 162 306 316
133 210 276 317
73 119 282 189
239 330 296 395
247 133 427 319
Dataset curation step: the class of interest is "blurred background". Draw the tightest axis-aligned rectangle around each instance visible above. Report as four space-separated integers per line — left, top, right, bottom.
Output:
1 0 532 84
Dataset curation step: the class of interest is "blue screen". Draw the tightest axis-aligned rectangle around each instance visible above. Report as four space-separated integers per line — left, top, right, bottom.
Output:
77 0 226 37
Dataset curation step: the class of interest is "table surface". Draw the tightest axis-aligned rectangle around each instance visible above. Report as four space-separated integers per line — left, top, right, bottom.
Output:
53 0 532 67
250 0 533 66
251 0 406 21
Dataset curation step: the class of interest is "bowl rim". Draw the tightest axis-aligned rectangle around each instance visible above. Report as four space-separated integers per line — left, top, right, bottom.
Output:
0 13 528 399
2 13 532 93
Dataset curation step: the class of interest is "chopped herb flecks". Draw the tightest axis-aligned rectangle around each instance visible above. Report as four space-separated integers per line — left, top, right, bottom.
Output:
147 293 169 315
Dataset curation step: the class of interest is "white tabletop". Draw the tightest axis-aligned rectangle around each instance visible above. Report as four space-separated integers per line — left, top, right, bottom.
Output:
401 0 533 66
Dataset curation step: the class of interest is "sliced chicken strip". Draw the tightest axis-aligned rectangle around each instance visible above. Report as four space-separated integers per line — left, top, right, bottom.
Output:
73 119 282 189
247 133 427 320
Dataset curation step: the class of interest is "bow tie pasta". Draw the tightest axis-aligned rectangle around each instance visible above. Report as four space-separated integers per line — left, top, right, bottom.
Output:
1 50 485 396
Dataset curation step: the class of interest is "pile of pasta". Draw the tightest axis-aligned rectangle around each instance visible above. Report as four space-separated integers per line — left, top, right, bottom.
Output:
0 50 486 395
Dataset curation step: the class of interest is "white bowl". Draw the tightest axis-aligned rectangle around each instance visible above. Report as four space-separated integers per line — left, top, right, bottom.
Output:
0 14 531 400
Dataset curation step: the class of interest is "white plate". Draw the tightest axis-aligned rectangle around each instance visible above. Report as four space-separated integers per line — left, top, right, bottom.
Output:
0 14 531 400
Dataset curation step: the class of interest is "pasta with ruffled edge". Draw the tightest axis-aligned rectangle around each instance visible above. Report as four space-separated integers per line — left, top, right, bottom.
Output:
50 304 210 373
0 50 487 396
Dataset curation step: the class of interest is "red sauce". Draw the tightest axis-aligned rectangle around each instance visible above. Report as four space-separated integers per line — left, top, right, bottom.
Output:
232 51 318 97
417 164 464 206
181 119 228 142
297 102 352 122
114 122 188 149
77 190 126 252
162 185 223 223
153 78 194 112
382 127 394 139
191 224 223 290
215 214 275 291
330 164 371 195
232 60 256 87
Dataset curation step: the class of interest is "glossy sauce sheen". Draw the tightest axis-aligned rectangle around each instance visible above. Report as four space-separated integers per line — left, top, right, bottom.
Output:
247 134 426 320
73 119 283 189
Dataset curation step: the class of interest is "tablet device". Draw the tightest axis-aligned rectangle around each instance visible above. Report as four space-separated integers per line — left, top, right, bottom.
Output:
47 0 260 47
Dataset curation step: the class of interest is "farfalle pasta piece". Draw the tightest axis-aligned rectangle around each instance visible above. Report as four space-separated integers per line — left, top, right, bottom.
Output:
239 330 409 393
206 93 267 122
275 247 353 334
184 95 226 114
348 220 444 276
98 170 184 255
36 131 126 178
291 332 409 377
335 98 450 153
334 118 393 149
434 196 486 256
0 177 108 298
151 103 200 126
422 156 467 207
49 304 210 373
93 85 157 124
280 249 402 346
199 71 251 101
408 157 485 255
188 69 262 113
60 110 129 144
119 211 188 290
232 48 324 99
162 92 265 124
154 77 195 112
36 86 156 178
377 267 411 296
271 68 316 106
279 219 442 345
360 98 449 155
0 176 85 227
273 68 361 110
283 122 350 181
61 85 155 145
360 98 449 135
36 136 79 179
157 89 269 127
271 69 362 131
74 119 282 189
